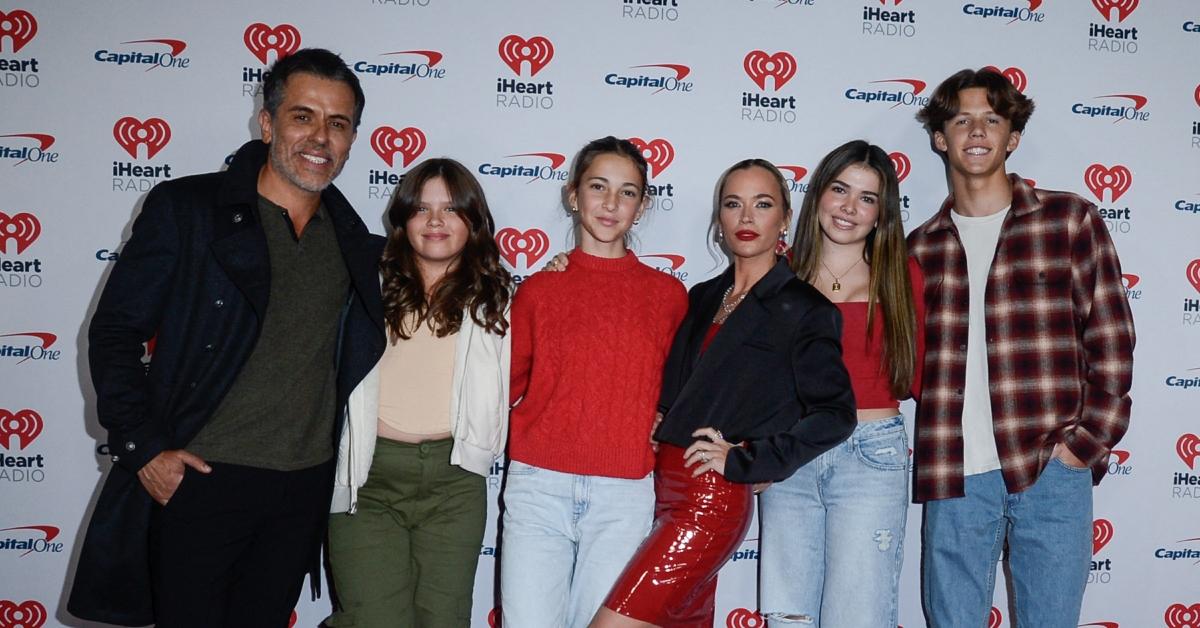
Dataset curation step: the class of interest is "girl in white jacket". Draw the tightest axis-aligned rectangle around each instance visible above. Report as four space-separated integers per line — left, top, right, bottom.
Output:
327 158 512 628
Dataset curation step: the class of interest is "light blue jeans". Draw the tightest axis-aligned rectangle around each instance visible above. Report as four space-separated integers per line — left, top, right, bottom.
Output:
923 458 1093 628
499 460 654 628
759 415 909 627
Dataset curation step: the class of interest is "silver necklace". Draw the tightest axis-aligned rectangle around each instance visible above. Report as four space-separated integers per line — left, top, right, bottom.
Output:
715 285 747 323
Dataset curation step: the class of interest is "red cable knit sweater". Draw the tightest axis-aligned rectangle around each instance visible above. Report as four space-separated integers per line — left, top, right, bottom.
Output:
509 249 688 478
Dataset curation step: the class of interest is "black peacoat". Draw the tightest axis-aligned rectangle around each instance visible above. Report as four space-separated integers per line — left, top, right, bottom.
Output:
67 140 386 626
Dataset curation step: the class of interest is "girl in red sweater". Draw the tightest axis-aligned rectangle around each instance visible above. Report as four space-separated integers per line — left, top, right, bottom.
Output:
501 136 688 628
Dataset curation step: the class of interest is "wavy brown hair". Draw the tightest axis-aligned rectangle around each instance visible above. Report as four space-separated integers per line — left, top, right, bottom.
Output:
916 67 1035 134
789 140 917 398
381 158 512 341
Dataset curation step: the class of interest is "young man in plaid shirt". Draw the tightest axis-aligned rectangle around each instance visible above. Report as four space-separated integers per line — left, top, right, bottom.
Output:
908 68 1135 627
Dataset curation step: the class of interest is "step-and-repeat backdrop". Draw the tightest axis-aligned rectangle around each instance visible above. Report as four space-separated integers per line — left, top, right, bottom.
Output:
3 1 1199 626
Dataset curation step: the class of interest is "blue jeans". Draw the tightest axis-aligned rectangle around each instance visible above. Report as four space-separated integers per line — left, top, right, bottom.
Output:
922 458 1093 628
759 415 909 627
499 460 654 628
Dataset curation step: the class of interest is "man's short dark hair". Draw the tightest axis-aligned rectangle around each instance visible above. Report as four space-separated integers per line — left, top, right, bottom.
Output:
916 68 1035 135
262 48 365 130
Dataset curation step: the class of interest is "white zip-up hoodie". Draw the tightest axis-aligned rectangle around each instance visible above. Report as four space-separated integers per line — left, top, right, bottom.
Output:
331 308 511 514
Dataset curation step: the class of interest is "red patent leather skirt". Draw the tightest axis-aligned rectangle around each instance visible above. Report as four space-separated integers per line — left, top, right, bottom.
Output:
603 444 753 627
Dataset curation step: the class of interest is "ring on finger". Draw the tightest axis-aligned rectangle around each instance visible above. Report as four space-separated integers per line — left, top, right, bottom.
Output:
713 429 724 442
700 452 710 463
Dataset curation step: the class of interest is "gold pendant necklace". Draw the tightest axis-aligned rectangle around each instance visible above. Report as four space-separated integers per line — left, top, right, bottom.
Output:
820 257 863 293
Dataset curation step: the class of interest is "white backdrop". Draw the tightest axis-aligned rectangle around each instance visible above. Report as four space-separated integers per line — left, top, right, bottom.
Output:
3 1 1199 627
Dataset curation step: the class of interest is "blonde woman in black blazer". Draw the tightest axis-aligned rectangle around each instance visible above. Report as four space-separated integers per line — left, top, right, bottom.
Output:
592 159 856 628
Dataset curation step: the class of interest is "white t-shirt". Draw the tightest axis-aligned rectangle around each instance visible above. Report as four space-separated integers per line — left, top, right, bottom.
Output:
951 206 1009 476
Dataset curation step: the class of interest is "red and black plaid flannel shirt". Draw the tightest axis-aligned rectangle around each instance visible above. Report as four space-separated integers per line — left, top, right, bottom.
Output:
907 174 1135 502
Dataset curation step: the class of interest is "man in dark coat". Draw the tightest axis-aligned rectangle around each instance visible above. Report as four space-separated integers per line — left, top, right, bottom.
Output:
67 48 386 627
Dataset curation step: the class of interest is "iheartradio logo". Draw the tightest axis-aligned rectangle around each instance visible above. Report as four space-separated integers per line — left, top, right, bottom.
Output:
1083 164 1132 203
743 50 796 92
370 126 426 168
0 409 43 450
983 66 1028 93
1188 260 1200 296
488 607 499 627
726 608 765 627
0 10 37 53
1092 0 1138 23
495 228 549 268
1165 603 1200 628
988 607 1003 628
0 212 41 254
1194 84 1199 109
243 23 300 64
113 117 171 160
888 152 911 183
627 137 674 178
1178 434 1200 469
498 35 553 77
1093 518 1114 554
0 599 47 628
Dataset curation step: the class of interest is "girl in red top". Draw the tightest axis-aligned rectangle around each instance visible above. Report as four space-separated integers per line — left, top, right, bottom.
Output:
501 136 688 628
759 139 926 627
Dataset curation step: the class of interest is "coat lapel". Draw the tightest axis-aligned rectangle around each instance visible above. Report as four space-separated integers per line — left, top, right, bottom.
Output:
210 204 270 321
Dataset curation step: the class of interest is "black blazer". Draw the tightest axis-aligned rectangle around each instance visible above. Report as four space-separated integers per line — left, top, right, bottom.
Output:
68 140 386 626
654 259 856 484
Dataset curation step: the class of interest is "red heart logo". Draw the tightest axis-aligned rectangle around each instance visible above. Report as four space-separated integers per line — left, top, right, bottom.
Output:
0 10 38 53
495 228 550 268
1194 84 1199 109
1092 519 1114 555
726 608 766 628
1178 434 1200 470
1165 603 1200 628
983 65 1028 93
113 117 172 160
0 409 43 451
1091 0 1138 23
0 212 41 254
988 606 1003 628
627 137 674 178
889 152 911 183
0 599 47 628
243 23 301 64
743 50 796 92
1187 260 1200 296
498 35 554 77
288 610 297 628
1082 164 1132 203
370 126 426 168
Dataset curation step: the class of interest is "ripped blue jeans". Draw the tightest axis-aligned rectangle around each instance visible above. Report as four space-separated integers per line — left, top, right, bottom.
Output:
758 415 909 627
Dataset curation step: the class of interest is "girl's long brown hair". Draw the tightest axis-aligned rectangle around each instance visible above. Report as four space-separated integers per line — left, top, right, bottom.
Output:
380 158 512 341
789 140 917 398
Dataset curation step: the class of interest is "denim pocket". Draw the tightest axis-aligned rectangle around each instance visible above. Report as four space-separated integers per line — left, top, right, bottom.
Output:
1049 457 1091 474
855 428 909 471
504 459 540 476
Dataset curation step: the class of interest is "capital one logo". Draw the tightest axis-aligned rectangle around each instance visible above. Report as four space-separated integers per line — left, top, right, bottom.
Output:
0 409 43 451
0 212 40 254
1165 603 1200 628
370 126 426 168
495 228 549 268
640 254 686 271
888 152 911 183
726 608 765 627
113 117 171 160
498 35 553 77
627 137 674 178
1178 434 1200 469
0 133 55 165
776 165 807 181
1092 0 1138 23
0 525 60 557
0 599 47 628
1079 623 1119 628
1093 518 1114 554
243 23 301 64
1083 164 1132 202
743 50 796 91
1121 274 1139 290
1187 260 1200 296
983 65 1028 93
0 10 37 53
